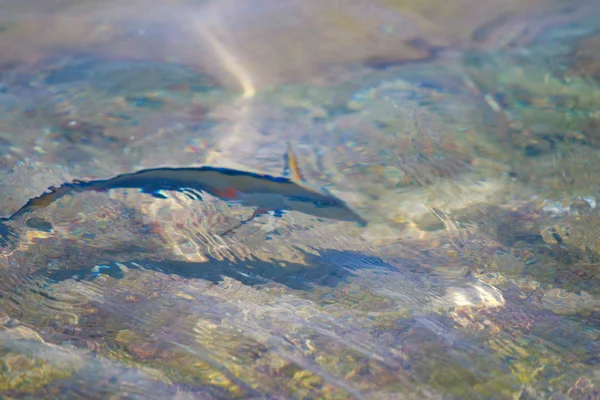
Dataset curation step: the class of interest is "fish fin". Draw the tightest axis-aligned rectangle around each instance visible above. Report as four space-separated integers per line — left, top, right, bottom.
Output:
7 182 78 222
219 207 271 236
282 143 305 182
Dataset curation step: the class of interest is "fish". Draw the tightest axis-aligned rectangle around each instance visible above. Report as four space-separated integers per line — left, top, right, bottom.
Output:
0 145 366 247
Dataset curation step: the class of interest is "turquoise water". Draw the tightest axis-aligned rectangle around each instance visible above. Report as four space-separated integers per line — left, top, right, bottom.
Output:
0 1 600 398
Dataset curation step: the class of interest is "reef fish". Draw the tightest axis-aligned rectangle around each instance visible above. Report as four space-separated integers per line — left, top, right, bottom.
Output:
0 146 365 247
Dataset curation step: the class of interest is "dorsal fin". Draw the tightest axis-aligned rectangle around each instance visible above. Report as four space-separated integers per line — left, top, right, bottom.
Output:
282 143 305 182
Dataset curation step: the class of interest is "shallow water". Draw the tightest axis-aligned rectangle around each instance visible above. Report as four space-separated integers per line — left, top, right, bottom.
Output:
1 1 600 399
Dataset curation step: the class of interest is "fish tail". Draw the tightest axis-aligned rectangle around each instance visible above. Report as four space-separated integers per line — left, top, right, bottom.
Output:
8 179 96 221
0 219 19 249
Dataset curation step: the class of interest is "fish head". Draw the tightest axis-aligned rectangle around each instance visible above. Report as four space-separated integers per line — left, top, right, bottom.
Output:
283 188 367 226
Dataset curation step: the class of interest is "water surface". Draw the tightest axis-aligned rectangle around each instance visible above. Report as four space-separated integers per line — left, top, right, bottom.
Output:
1 1 600 398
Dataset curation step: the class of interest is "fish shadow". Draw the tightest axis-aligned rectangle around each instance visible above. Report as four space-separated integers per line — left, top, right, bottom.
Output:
46 249 395 291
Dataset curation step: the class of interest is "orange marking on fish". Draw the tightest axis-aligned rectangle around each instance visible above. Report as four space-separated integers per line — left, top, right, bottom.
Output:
214 187 239 199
